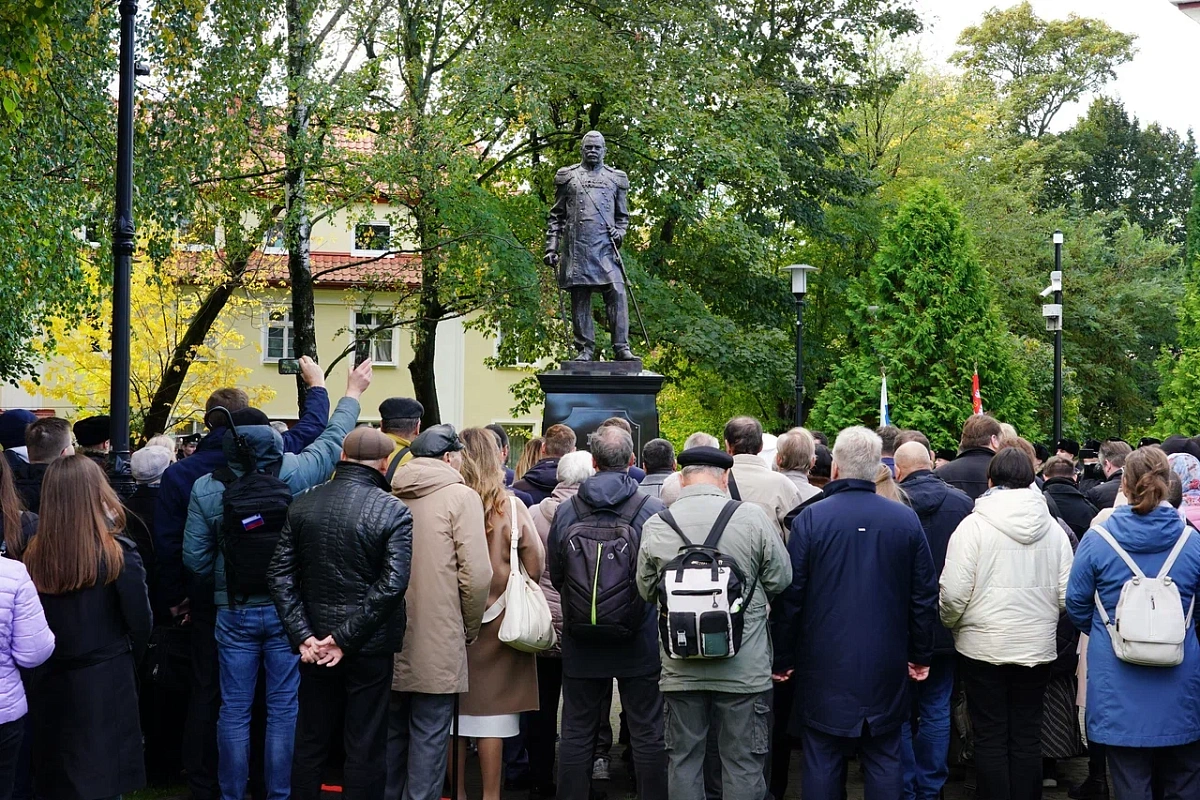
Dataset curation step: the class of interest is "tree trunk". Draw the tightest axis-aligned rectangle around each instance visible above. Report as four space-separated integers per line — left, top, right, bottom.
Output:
285 0 316 415
141 280 238 439
408 208 442 427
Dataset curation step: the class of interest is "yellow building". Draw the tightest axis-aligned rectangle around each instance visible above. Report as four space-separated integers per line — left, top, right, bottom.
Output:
3 199 543 454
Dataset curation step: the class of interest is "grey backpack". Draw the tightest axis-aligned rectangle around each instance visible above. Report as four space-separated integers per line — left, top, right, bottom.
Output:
1092 524 1194 667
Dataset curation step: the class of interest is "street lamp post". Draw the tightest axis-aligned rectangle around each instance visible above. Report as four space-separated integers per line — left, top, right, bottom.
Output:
785 264 817 427
1041 231 1064 444
110 0 139 484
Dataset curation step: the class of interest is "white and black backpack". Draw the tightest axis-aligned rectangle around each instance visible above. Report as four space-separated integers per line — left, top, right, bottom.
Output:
655 501 755 660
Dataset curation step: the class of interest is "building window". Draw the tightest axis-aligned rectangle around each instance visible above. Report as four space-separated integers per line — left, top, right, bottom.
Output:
263 221 286 254
178 214 216 250
353 222 390 255
265 308 295 361
353 311 397 365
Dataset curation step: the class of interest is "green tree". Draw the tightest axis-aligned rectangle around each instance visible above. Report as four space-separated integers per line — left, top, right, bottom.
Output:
1156 161 1200 435
951 2 1135 140
1043 98 1196 243
808 182 1033 448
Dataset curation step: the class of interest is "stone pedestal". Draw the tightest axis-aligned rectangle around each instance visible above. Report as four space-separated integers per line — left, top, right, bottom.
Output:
538 363 664 455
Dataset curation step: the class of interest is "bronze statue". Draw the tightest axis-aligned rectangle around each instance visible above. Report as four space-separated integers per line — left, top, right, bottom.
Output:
544 131 636 362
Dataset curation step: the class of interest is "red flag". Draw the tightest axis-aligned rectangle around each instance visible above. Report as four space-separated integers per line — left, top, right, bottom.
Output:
972 370 983 416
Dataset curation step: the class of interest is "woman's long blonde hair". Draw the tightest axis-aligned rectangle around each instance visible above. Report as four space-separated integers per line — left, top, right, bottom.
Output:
461 427 510 539
515 437 543 480
24 455 125 594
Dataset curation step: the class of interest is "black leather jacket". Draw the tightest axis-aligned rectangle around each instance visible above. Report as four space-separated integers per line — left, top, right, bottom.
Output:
268 462 413 656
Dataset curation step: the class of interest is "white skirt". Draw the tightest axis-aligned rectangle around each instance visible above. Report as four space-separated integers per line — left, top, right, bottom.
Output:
455 712 520 739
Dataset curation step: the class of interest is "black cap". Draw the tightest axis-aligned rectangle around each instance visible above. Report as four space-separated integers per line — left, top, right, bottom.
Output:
1034 443 1049 461
1080 449 1098 460
181 433 203 445
73 415 111 447
410 423 464 458
1084 439 1102 452
1139 437 1162 448
935 448 956 463
677 446 734 470
379 397 424 421
1055 439 1079 457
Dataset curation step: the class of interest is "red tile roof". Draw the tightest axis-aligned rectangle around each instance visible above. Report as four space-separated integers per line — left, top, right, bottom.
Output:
172 249 421 288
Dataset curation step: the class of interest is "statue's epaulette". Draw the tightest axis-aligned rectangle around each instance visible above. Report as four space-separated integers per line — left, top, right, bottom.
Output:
605 165 630 189
554 165 576 184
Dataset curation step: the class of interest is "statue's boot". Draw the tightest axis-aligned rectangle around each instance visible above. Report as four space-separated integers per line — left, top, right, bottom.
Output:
570 347 595 362
613 345 638 361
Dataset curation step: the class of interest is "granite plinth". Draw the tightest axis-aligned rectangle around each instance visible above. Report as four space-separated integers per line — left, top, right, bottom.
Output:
537 369 665 455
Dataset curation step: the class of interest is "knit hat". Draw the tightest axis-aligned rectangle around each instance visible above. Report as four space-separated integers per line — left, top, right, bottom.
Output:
131 445 174 484
343 427 396 461
0 410 37 449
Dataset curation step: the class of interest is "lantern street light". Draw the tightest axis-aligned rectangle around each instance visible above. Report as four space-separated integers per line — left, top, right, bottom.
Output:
785 264 817 427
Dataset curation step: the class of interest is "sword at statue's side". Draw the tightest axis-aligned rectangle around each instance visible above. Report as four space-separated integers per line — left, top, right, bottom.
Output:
577 180 651 350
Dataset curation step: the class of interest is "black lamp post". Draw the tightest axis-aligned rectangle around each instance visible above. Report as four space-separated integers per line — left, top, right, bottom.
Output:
785 264 817 427
1041 231 1064 444
110 0 139 486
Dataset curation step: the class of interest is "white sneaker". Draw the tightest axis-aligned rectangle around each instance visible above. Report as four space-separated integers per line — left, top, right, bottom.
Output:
592 757 610 781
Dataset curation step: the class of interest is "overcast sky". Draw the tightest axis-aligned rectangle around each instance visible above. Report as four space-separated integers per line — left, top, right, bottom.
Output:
910 0 1200 137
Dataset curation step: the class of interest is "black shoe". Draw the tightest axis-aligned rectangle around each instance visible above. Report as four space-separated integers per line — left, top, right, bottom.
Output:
1068 775 1109 800
613 346 638 361
570 348 595 362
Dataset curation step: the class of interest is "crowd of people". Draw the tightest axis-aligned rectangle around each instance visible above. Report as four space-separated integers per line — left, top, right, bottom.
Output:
3 360 1200 800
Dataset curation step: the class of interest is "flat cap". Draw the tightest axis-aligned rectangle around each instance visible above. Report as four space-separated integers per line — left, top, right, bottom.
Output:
73 415 111 447
131 445 173 484
410 423 464 458
0 410 37 450
1055 439 1079 456
379 397 424 421
181 433 203 445
677 446 734 470
343 426 395 461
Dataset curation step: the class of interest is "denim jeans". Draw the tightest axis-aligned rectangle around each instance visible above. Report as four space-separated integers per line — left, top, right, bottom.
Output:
214 605 299 800
901 654 956 800
384 691 457 800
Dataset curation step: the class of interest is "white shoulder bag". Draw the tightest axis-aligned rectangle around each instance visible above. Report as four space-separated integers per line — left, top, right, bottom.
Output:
481 497 557 653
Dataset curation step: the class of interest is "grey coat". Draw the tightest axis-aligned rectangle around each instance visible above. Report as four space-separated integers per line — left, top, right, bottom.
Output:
545 164 630 287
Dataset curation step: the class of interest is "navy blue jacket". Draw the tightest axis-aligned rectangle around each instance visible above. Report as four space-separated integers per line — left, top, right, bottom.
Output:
152 387 330 608
514 457 560 504
547 469 664 680
778 479 937 738
900 470 974 655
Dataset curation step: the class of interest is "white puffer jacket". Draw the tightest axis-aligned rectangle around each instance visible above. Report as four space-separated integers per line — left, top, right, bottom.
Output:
940 487 1074 667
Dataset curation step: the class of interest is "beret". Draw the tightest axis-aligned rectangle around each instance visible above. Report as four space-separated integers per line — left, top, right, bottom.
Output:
677 446 734 470
410 423 464 458
379 397 424 421
1055 439 1080 456
343 426 395 461
0 410 37 450
73 415 111 447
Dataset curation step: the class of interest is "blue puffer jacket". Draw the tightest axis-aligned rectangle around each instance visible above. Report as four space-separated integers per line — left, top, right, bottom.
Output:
183 396 360 608
1066 504 1200 747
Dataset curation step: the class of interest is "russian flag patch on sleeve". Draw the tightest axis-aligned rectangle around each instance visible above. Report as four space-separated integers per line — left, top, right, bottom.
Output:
242 514 265 530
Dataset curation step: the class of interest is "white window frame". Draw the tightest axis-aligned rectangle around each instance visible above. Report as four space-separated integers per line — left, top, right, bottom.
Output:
351 309 399 366
492 325 536 368
176 214 216 251
262 307 296 363
263 221 287 255
351 221 392 257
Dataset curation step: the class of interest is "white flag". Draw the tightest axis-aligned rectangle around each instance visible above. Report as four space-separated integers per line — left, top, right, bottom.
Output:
880 373 891 428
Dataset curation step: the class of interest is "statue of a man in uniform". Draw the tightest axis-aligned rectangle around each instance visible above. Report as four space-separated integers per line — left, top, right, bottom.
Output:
544 131 636 362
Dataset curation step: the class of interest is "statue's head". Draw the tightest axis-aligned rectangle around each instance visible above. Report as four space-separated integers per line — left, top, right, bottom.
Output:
581 131 606 168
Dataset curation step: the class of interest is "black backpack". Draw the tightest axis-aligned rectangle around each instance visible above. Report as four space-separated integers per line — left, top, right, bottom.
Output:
213 464 293 605
560 493 650 642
